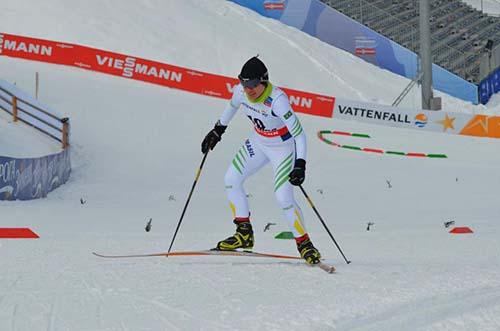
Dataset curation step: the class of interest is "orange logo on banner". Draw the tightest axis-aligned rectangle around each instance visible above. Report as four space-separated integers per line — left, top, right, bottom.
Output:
436 114 455 132
460 115 500 138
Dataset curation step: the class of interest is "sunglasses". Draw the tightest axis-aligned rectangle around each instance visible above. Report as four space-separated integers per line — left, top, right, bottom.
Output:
238 75 262 88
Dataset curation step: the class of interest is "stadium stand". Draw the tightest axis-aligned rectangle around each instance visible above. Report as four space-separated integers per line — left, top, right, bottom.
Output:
322 0 500 84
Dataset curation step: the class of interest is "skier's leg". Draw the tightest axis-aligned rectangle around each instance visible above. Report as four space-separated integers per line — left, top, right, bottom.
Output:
268 147 308 238
216 137 268 250
266 142 321 264
224 137 268 219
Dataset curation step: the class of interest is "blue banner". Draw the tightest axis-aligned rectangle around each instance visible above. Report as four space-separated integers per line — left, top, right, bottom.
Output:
0 149 71 201
230 0 479 104
479 68 500 104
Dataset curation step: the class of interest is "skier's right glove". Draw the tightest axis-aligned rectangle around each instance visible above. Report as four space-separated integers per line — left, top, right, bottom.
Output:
201 121 227 154
289 158 306 186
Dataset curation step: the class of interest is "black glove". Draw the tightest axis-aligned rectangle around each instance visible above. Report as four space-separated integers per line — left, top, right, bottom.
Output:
289 158 306 186
201 122 227 154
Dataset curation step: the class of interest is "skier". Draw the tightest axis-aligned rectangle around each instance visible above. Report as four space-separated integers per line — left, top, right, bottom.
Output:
201 56 321 265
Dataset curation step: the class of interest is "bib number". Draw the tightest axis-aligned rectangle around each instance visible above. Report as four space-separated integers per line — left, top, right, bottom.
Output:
247 116 265 130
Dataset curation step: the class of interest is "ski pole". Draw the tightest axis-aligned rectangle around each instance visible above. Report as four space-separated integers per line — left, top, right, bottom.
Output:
167 152 209 255
299 185 351 264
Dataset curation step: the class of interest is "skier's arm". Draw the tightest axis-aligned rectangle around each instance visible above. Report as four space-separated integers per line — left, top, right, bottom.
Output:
273 94 307 160
218 85 244 126
201 85 243 153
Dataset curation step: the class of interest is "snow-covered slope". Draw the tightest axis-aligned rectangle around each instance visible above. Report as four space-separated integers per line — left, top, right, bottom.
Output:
1 0 499 113
1 1 500 330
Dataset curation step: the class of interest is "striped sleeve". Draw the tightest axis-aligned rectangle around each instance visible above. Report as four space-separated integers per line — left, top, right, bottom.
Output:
273 94 307 160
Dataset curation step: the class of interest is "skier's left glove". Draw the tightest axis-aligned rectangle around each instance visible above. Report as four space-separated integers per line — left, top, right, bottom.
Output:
289 158 306 186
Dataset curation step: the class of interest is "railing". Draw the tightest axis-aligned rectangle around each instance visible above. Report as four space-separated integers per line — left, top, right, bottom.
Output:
392 71 424 106
0 84 69 149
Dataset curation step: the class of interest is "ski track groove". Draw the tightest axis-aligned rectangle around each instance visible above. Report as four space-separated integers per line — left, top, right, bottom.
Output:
11 304 18 331
99 264 210 329
46 295 57 331
126 290 180 331
0 275 20 307
125 293 209 330
194 264 238 316
80 275 105 330
335 286 500 331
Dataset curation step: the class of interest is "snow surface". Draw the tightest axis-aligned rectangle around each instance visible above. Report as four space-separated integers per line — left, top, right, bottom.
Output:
0 109 60 157
0 79 63 157
1 1 500 330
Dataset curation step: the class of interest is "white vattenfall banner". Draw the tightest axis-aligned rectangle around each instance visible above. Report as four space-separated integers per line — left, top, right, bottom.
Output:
333 98 500 138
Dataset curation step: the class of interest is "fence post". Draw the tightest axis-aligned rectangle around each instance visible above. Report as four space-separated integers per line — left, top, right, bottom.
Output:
61 117 70 149
35 72 39 99
12 96 18 122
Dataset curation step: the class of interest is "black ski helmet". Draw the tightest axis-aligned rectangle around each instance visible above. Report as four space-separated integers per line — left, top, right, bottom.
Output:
238 56 268 88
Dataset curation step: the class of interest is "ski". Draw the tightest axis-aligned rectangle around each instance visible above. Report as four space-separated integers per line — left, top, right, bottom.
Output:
92 249 302 260
317 262 336 273
92 249 335 273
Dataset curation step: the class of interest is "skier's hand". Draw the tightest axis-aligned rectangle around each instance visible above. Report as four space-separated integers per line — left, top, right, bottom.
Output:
201 122 227 154
289 159 306 186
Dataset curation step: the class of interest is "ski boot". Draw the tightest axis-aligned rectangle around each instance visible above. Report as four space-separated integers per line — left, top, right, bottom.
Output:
296 235 321 265
216 219 254 250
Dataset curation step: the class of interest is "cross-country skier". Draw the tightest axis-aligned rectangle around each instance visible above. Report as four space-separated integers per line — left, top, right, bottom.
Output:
201 56 321 265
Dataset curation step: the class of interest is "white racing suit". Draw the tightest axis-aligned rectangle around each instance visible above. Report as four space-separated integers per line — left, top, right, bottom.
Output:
219 83 308 238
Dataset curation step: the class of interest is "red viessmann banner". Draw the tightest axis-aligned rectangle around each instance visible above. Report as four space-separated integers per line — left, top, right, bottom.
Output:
0 33 334 118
